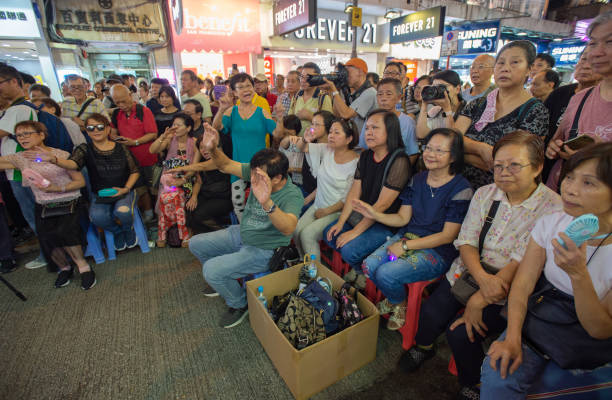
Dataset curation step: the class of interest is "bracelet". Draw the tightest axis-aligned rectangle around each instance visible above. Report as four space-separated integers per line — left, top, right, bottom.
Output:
332 91 339 97
263 203 276 214
135 140 140 146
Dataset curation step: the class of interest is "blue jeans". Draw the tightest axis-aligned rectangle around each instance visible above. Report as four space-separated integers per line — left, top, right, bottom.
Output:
481 331 549 399
189 225 274 309
362 233 449 304
89 191 136 235
322 220 392 271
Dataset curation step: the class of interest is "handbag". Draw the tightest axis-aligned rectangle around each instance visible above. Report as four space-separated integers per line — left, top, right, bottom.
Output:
451 200 500 305
277 293 326 350
522 276 612 370
40 198 78 218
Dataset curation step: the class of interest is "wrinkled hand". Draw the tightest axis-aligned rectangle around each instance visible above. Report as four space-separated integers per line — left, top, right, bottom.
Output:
552 232 588 280
251 167 272 206
112 187 129 197
326 222 344 241
449 292 488 342
478 273 509 304
336 229 358 248
219 93 233 111
479 143 494 170
387 241 405 258
296 108 313 121
37 183 59 192
314 207 329 219
185 196 198 211
303 127 316 143
321 78 337 94
23 146 55 163
288 136 303 147
488 337 523 379
201 123 220 153
351 199 377 220
116 136 136 146
274 102 285 119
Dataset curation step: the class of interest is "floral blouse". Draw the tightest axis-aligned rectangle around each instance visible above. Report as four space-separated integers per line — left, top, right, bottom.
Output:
445 182 562 286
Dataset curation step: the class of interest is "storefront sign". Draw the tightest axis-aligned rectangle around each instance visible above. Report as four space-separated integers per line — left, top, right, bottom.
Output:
549 42 586 66
53 0 165 43
573 19 593 42
264 56 274 83
273 0 316 36
170 0 261 53
290 17 377 44
389 7 445 44
442 20 500 56
390 36 442 60
0 0 41 39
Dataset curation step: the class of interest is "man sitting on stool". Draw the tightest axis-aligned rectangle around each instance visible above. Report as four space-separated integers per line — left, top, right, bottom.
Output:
189 124 304 328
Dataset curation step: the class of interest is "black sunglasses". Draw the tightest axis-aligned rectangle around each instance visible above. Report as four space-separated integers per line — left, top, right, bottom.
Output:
86 124 106 132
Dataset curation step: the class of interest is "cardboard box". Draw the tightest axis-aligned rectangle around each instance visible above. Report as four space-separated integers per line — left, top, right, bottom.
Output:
246 262 379 400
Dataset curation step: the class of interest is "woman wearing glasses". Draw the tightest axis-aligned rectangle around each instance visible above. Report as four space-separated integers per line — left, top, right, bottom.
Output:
0 121 94 289
398 131 562 400
32 113 140 251
354 128 472 330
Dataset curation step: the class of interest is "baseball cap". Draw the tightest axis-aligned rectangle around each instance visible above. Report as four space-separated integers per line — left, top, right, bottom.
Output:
254 73 268 82
345 58 368 75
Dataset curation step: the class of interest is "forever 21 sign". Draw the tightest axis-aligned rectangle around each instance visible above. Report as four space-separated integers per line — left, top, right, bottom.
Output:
273 0 317 36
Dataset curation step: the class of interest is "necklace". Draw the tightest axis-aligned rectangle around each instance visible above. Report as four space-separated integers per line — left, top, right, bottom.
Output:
428 183 437 198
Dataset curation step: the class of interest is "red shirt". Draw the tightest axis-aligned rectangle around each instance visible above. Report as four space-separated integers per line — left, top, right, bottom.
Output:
112 103 158 167
266 92 278 110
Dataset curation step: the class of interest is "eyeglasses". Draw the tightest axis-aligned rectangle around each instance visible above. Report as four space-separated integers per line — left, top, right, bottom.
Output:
86 124 106 132
470 64 493 71
383 71 401 77
0 78 10 85
69 85 85 90
423 145 451 155
492 162 531 174
234 84 252 91
15 131 38 139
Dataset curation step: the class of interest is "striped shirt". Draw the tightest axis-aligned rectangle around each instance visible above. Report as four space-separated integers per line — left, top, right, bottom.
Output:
61 96 109 122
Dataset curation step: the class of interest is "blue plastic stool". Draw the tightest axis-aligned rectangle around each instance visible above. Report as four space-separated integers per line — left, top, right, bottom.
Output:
240 271 271 288
229 211 239 225
103 207 150 261
84 223 106 264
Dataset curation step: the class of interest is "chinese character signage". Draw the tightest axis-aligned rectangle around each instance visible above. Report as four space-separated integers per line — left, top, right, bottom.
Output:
549 42 586 66
389 7 445 44
53 0 165 43
169 0 261 54
273 0 317 36
0 0 40 39
441 20 500 56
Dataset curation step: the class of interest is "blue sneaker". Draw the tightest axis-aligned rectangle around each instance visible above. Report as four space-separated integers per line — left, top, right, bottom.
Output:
114 232 127 251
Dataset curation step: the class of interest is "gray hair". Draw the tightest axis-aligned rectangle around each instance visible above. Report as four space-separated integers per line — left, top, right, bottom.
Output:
587 11 612 38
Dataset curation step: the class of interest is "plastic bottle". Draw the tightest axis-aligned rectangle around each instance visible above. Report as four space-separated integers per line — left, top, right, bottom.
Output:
307 254 317 279
257 286 268 309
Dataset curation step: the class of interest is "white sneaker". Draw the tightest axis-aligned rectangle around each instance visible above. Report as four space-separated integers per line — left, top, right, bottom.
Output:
25 257 47 270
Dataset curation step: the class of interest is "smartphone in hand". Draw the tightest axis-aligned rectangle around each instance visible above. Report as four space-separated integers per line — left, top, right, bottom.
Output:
564 135 595 151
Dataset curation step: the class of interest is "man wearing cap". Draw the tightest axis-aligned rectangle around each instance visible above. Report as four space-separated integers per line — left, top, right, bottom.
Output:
254 73 278 110
289 62 333 136
322 57 377 134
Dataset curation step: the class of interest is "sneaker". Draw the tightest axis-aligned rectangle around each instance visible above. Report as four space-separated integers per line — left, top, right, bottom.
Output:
376 298 394 315
25 256 47 270
355 273 367 290
114 232 127 251
387 304 407 330
202 283 219 297
457 386 480 400
126 230 138 249
343 269 357 283
80 270 96 290
0 259 17 274
54 268 73 288
219 307 249 328
398 345 436 373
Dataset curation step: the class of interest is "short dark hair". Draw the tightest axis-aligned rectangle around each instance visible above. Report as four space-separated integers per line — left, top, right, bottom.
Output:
151 78 169 86
493 130 545 183
86 113 111 127
542 69 560 89
415 75 432 87
197 77 204 86
183 99 203 114
377 78 402 95
38 97 61 116
423 128 465 174
0 64 23 87
366 109 405 152
384 61 404 74
229 73 254 91
497 40 537 67
432 70 461 87
312 110 335 134
535 53 555 68
181 70 197 81
283 115 302 134
158 85 178 104
331 118 359 150
250 149 289 180
366 72 380 85
14 120 47 138
29 84 51 97
561 142 612 191
301 62 321 74
172 113 194 132
287 70 300 80
19 72 35 85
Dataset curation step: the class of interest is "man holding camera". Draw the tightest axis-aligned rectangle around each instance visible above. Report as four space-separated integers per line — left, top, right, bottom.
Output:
322 57 377 134
289 62 333 136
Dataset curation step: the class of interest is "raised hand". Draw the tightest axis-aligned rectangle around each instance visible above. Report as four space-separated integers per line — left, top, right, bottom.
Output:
219 93 233 111
251 167 272 206
22 146 55 163
201 123 219 153
303 127 316 143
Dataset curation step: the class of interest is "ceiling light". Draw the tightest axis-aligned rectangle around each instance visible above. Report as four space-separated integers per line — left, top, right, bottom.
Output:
553 38 562 42
516 32 528 36
290 47 295 50
384 8 401 20
2 44 10 47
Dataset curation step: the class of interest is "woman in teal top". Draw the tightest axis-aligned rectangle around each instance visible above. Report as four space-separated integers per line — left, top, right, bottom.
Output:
212 73 278 220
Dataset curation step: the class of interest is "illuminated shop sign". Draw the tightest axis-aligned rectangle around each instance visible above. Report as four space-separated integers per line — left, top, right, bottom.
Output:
290 17 377 44
550 42 586 65
442 20 500 56
389 6 445 44
273 0 317 36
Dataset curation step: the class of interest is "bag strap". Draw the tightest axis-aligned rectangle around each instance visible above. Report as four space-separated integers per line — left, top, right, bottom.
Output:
111 108 120 127
379 148 405 194
517 98 538 122
568 87 594 140
478 200 500 255
76 98 95 119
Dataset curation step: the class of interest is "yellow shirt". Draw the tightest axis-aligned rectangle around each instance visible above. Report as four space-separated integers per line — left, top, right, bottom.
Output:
236 94 271 114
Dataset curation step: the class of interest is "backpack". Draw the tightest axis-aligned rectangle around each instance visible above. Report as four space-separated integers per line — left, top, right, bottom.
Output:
277 293 326 350
19 100 74 152
335 283 364 329
267 244 300 273
111 103 145 127
167 224 181 247
299 280 339 333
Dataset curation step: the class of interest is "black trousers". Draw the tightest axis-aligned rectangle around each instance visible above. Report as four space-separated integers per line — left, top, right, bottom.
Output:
186 194 233 235
415 278 507 387
0 203 15 261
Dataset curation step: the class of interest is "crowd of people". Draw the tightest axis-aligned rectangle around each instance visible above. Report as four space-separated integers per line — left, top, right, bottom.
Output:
0 11 611 400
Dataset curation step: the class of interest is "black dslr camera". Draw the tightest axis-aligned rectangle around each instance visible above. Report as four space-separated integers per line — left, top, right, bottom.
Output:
421 84 448 102
306 63 349 89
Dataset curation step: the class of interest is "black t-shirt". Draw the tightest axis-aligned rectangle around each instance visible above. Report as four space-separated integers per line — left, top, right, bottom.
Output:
301 157 317 194
198 134 231 199
146 97 182 116
191 123 204 139
544 83 578 142
70 143 139 193
154 110 181 136
354 149 411 214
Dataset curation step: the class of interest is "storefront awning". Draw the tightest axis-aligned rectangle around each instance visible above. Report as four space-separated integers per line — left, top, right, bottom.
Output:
169 0 261 54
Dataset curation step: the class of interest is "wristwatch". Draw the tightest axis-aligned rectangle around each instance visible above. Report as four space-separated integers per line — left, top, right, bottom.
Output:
331 91 339 98
401 238 410 252
263 203 276 214
135 139 140 146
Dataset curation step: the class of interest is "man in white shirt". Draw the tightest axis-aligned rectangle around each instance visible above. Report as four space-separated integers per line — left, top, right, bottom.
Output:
180 70 213 123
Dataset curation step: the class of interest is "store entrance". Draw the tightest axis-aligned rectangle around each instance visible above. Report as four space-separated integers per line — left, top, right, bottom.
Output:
90 53 151 81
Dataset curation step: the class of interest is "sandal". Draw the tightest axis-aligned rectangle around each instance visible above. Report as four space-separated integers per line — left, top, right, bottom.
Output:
181 238 190 248
376 298 394 315
387 304 407 330
156 239 166 248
